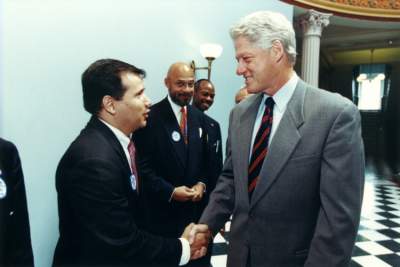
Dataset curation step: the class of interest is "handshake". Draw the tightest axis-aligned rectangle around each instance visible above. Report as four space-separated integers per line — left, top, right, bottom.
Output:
181 223 212 260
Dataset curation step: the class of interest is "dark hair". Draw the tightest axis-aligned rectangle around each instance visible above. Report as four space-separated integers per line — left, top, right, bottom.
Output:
194 79 214 92
81 58 146 115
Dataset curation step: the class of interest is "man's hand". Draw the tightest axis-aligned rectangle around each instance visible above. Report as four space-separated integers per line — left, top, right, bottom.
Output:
181 223 208 260
172 186 196 202
189 224 212 247
191 183 205 202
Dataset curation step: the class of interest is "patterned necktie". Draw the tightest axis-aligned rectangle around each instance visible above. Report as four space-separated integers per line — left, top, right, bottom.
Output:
180 106 188 144
248 97 274 199
128 141 139 194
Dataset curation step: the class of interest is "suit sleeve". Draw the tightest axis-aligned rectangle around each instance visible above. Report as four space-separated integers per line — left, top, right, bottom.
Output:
204 121 223 194
214 123 223 184
134 127 175 202
66 158 181 264
199 111 235 234
4 142 34 266
305 103 365 267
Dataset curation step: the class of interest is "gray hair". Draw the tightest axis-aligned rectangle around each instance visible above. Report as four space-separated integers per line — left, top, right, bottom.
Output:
230 11 297 65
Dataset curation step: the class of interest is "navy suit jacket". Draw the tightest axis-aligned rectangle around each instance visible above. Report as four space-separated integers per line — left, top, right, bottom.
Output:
134 97 209 238
53 117 182 267
0 138 34 267
202 112 223 194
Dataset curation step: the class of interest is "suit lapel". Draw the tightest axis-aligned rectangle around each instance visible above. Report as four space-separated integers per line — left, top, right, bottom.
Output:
237 94 264 208
250 80 307 209
158 98 186 168
186 105 201 167
87 117 131 173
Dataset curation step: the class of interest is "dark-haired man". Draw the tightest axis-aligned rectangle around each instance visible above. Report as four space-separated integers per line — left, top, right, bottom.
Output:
0 138 34 267
53 59 207 266
192 80 223 266
193 79 222 198
192 79 215 113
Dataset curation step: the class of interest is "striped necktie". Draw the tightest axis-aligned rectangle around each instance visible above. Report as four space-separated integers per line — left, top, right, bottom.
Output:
248 97 274 199
180 106 188 144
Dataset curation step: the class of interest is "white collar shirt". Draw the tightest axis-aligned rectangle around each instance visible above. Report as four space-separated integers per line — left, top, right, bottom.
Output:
249 73 299 162
99 118 132 170
167 95 186 125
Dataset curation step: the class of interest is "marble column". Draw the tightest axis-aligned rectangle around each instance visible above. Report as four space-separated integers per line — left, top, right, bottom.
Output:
298 10 332 87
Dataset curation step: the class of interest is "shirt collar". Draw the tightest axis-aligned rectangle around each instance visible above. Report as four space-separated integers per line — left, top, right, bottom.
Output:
167 94 186 116
264 72 299 112
99 118 131 149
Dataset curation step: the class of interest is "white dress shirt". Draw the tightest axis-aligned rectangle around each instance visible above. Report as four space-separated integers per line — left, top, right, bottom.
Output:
99 118 132 169
99 118 190 266
249 73 299 162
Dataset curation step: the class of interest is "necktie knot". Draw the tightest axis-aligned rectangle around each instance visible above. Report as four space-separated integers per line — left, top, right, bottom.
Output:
265 97 275 108
128 141 135 155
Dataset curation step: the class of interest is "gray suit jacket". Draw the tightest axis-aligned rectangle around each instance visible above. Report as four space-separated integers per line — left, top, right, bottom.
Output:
199 80 365 267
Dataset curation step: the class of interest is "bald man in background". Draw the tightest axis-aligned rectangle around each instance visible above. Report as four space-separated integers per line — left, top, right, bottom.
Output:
235 86 250 104
134 62 210 266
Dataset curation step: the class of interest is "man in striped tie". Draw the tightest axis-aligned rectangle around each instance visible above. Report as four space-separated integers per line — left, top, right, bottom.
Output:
190 10 365 267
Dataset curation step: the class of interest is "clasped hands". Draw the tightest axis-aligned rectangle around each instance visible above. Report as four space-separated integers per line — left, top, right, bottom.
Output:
181 223 212 260
172 182 205 202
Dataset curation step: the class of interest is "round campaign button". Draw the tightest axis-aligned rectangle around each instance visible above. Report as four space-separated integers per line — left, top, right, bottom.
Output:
172 131 181 142
0 177 7 199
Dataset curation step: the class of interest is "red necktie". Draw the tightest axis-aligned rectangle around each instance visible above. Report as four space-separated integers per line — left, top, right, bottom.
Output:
248 97 274 199
128 141 139 193
180 106 188 144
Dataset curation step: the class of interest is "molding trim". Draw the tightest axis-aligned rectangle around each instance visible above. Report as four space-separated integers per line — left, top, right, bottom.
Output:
282 0 400 21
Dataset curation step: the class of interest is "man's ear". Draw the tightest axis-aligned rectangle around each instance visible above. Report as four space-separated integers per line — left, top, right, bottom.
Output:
271 40 284 63
164 77 169 88
102 95 116 115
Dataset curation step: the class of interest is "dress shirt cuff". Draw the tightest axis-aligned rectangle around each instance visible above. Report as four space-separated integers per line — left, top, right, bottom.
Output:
169 188 176 202
197 182 207 193
178 238 190 266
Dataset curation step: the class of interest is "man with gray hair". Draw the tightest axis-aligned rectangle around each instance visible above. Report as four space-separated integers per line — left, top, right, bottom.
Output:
190 11 364 267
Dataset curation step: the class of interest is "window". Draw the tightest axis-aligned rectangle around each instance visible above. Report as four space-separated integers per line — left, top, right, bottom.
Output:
357 73 385 110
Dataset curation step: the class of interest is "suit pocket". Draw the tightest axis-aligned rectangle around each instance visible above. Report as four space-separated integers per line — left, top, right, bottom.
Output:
289 154 319 166
294 249 309 257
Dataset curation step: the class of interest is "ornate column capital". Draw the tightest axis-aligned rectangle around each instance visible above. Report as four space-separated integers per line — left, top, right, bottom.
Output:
297 9 332 37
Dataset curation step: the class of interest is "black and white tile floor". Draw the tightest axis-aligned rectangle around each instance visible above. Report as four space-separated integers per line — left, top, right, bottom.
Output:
210 174 400 267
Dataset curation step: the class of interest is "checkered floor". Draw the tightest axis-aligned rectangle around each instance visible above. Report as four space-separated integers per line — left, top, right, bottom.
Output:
210 175 400 267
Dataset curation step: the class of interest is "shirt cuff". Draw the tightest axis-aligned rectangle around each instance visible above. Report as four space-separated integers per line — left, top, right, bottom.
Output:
178 238 190 266
198 182 206 193
169 188 176 202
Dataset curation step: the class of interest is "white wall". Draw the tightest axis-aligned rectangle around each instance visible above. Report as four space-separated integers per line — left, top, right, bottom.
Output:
0 1 293 266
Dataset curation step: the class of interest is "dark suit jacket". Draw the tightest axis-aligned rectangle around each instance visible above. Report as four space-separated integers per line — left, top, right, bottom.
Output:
134 97 208 238
200 80 365 267
199 112 223 203
53 117 182 267
0 138 34 267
